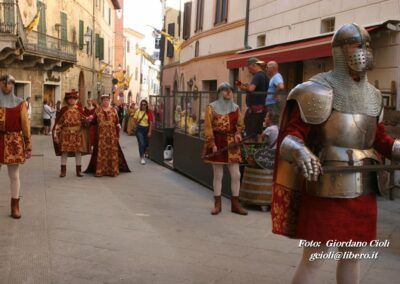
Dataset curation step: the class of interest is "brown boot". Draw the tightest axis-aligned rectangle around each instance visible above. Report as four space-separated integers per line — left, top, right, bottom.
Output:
211 196 222 215
231 196 248 215
60 165 66 177
76 165 84 177
11 198 21 219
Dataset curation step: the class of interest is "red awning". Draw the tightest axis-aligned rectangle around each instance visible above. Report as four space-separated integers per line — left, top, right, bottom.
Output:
226 26 381 69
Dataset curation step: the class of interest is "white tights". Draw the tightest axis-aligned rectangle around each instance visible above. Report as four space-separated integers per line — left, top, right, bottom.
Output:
212 164 241 196
61 152 82 166
292 246 362 284
0 164 20 199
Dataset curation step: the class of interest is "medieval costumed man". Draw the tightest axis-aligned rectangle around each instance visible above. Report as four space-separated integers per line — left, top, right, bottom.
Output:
52 91 90 177
0 74 32 219
85 94 130 177
272 23 400 284
202 82 248 215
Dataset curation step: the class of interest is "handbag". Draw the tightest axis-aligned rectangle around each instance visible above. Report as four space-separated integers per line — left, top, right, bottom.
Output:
163 145 173 160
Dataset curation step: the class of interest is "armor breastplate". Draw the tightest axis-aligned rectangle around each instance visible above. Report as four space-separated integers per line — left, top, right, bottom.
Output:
307 110 380 198
317 110 377 149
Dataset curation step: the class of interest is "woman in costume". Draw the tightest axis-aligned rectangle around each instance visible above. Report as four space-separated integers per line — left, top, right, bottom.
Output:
0 74 32 219
84 98 97 150
85 94 130 177
53 91 90 177
202 82 247 216
125 102 137 136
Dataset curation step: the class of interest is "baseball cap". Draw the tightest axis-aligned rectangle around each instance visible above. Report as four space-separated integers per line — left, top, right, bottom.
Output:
247 57 265 66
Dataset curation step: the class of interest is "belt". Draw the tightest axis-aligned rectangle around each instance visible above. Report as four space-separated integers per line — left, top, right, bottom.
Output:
63 126 81 131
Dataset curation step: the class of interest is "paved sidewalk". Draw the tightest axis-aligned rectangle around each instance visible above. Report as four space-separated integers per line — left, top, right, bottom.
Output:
0 134 399 284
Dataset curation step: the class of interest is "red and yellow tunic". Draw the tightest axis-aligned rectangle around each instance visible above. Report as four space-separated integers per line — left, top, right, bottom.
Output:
85 108 130 177
272 104 395 242
53 105 89 156
202 105 244 164
0 102 31 164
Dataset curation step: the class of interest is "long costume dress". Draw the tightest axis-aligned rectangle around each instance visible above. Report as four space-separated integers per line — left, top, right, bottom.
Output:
0 100 31 165
84 106 97 148
85 107 130 177
52 105 90 156
202 105 244 164
125 107 137 135
271 96 395 243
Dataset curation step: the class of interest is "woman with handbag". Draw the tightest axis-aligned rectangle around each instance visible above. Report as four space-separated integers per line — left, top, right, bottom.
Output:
133 99 153 165
202 82 248 216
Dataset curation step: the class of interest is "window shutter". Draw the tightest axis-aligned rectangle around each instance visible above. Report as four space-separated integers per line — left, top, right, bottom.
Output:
99 37 104 60
182 2 192 40
166 23 174 58
79 20 84 50
95 33 100 58
60 12 67 41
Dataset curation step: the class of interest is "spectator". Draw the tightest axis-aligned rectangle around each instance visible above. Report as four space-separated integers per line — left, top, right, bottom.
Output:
25 96 32 120
238 57 269 142
266 61 285 113
261 111 279 149
42 99 55 135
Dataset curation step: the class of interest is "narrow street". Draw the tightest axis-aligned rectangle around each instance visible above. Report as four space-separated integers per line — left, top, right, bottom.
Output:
0 134 399 284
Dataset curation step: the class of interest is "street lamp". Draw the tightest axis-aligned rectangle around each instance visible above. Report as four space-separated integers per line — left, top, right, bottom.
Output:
84 29 92 53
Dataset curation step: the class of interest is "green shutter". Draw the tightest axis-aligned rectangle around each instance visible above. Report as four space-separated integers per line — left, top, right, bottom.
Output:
4 0 15 27
37 1 46 47
60 12 67 41
95 33 100 58
99 37 104 60
79 20 84 50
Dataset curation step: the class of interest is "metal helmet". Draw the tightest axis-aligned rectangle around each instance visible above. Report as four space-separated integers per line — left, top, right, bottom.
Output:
217 82 233 94
332 23 373 72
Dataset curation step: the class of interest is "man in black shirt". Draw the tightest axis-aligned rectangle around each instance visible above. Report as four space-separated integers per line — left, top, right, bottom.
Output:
239 57 269 141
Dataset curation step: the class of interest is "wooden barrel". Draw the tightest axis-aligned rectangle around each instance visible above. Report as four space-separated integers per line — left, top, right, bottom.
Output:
240 166 273 205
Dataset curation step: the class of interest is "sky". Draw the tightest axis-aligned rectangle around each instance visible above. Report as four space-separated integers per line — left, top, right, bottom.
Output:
123 0 163 53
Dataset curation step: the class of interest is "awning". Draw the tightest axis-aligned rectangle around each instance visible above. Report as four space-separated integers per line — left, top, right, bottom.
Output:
226 24 385 69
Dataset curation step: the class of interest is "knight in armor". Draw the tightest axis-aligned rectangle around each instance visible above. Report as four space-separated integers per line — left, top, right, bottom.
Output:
272 23 400 283
0 74 32 219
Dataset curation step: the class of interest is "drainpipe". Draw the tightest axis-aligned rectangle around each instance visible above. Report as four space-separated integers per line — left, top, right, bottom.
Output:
244 0 251 49
92 0 96 99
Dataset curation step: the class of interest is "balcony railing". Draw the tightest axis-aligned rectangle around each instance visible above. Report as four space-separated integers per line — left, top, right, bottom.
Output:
25 31 77 62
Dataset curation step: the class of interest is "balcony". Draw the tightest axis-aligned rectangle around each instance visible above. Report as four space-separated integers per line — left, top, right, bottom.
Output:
0 1 77 71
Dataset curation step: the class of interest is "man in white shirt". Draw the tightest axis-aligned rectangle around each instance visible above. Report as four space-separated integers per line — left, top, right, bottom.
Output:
42 100 55 135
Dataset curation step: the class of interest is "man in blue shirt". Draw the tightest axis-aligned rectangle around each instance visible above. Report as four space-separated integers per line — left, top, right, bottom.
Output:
266 61 285 113
238 57 269 141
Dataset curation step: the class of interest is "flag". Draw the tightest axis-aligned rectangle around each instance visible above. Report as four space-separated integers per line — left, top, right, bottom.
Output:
149 26 184 52
97 64 108 79
136 45 156 65
25 11 41 33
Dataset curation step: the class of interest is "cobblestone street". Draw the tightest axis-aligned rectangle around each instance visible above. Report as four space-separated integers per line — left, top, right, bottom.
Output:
0 134 399 284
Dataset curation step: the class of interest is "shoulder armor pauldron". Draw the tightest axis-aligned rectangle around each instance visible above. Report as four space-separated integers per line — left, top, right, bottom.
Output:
287 81 333 124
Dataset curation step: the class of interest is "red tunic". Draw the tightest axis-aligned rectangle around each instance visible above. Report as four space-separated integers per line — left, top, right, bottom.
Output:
272 103 395 242
0 103 31 164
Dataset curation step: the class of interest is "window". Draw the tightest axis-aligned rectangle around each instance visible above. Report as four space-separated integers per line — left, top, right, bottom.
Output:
215 0 228 25
127 40 130 53
195 0 204 32
79 20 84 50
135 67 138 81
108 8 111 25
182 2 192 40
257 34 266 47
194 41 199 57
167 23 175 58
321 17 335 33
95 34 104 60
60 12 67 41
